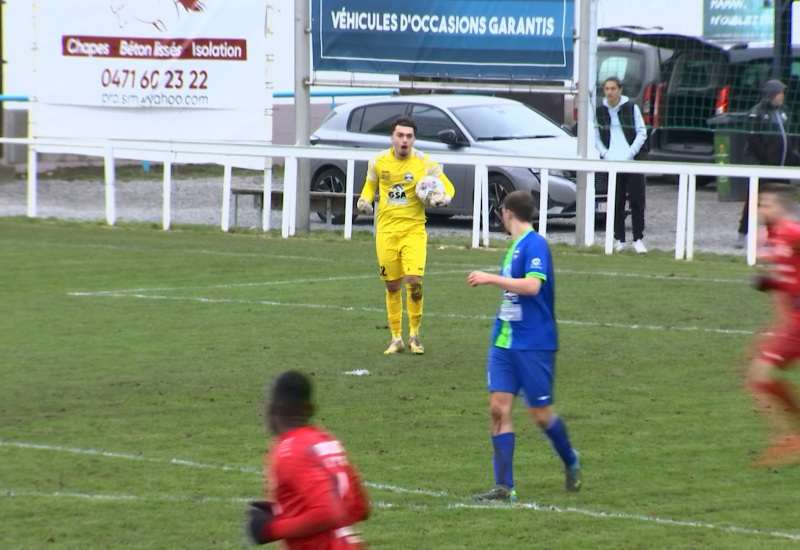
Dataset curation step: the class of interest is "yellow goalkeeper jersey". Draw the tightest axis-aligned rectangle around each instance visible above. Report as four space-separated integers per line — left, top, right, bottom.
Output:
359 147 455 233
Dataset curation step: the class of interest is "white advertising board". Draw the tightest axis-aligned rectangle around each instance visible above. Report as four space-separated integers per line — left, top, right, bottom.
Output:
32 0 271 164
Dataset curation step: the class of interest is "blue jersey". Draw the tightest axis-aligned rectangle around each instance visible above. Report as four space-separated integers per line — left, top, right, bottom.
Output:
490 229 557 351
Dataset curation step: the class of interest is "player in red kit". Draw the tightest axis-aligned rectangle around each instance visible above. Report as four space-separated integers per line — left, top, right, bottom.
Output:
746 184 800 467
246 371 370 548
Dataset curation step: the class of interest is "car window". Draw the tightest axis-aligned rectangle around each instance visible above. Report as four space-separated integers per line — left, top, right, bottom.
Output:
408 104 459 141
668 53 726 92
348 104 408 135
597 51 646 97
731 59 773 111
449 103 568 140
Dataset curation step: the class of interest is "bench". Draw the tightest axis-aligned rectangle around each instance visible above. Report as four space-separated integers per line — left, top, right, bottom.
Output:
230 188 358 227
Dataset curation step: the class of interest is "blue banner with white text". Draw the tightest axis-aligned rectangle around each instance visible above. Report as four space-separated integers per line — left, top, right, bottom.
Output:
311 0 574 80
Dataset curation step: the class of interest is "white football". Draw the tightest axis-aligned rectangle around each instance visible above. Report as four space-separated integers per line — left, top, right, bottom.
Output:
415 176 445 203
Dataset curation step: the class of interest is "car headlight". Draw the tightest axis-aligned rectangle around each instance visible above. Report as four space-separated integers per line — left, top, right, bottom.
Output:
528 168 574 180
549 169 575 181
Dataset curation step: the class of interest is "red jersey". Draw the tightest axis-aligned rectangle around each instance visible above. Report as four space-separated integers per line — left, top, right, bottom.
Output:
264 425 370 550
761 218 800 321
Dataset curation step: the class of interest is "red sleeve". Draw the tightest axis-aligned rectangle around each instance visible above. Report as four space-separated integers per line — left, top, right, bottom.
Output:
267 447 346 540
345 462 370 523
787 224 800 250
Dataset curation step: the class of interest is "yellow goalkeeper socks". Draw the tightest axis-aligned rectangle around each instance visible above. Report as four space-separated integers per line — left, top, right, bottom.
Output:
386 289 403 339
406 282 423 336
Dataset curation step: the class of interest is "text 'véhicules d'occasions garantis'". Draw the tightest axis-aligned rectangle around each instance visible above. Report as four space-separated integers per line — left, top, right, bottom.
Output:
330 11 558 36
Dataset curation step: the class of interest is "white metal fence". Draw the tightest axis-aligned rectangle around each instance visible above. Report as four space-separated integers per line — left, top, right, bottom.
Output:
6 136 800 266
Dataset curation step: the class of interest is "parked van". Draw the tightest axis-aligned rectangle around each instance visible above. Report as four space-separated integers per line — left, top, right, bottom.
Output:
599 27 800 183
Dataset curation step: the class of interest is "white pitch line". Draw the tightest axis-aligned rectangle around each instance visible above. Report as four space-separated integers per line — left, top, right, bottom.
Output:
1 489 250 504
0 440 259 475
2 485 799 543
73 268 747 298
69 269 481 296
557 268 745 284
447 502 800 542
0 238 750 283
66 291 755 336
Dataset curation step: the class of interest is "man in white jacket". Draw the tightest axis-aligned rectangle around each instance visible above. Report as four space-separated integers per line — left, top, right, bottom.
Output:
595 77 648 253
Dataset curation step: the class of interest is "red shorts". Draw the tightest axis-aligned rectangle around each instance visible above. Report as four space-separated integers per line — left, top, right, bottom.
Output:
756 320 800 368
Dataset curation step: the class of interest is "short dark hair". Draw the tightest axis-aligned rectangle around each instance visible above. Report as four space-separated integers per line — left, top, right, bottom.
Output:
391 115 417 134
603 76 623 89
501 190 534 222
759 182 796 210
270 370 312 412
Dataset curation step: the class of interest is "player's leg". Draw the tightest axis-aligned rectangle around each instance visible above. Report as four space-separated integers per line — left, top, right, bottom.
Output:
399 227 427 354
746 327 800 466
383 278 404 354
474 346 519 501
404 275 424 354
377 232 405 354
747 332 800 427
521 350 581 492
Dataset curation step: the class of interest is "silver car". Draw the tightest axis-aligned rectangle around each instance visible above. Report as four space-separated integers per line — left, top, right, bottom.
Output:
309 94 605 230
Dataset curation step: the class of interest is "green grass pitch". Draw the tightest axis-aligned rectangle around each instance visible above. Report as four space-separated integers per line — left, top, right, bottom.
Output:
2 216 800 549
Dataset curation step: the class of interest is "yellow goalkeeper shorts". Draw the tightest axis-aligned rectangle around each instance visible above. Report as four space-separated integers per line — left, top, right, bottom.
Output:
376 226 427 281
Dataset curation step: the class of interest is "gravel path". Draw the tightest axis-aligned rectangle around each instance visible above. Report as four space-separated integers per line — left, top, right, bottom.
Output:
0 171 747 257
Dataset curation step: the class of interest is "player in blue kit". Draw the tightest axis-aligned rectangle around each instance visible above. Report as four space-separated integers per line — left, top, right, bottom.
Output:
467 190 581 500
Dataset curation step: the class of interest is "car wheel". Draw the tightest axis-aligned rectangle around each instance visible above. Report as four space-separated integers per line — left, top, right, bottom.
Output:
310 167 354 224
488 174 516 232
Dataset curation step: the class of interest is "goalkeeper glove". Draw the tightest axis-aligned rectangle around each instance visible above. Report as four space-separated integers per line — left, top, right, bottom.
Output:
356 197 373 215
751 274 780 293
246 501 276 545
428 193 452 208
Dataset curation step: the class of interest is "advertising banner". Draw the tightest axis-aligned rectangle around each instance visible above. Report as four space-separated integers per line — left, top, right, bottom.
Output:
33 0 270 147
703 0 773 41
312 0 574 80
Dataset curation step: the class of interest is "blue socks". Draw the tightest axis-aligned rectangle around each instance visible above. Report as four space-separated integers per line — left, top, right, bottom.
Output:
491 432 515 489
491 417 577 491
544 416 578 468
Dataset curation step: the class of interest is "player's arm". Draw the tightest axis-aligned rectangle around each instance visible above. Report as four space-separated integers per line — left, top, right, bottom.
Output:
253 451 346 543
467 271 543 295
357 157 379 214
345 462 371 523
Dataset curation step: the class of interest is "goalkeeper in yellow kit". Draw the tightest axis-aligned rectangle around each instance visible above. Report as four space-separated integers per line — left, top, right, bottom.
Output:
357 115 455 355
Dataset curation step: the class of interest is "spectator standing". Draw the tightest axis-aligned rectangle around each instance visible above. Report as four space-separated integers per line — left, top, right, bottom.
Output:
735 79 799 248
595 76 649 253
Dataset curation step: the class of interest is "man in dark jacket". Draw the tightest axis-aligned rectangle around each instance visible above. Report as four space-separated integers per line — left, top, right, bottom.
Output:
736 79 799 248
595 77 649 253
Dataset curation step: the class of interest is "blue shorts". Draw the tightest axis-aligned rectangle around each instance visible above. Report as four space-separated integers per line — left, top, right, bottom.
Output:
487 347 555 407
